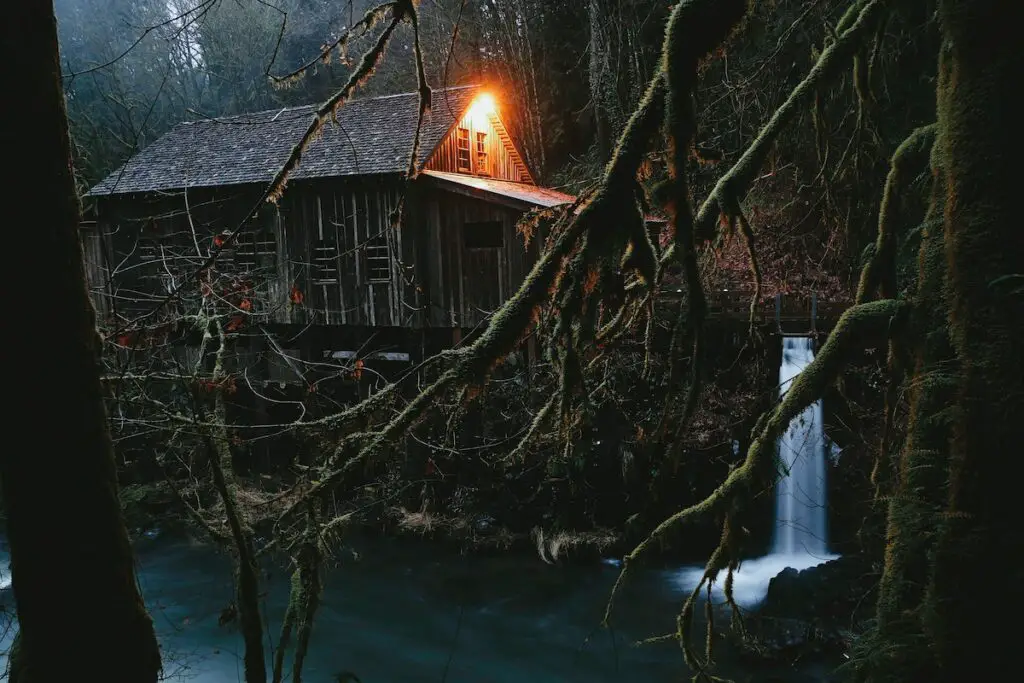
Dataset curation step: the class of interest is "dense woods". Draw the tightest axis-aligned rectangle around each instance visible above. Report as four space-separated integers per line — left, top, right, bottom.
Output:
1 0 1020 682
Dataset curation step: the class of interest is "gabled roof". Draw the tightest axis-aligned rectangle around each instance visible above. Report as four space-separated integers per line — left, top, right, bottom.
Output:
87 85 484 197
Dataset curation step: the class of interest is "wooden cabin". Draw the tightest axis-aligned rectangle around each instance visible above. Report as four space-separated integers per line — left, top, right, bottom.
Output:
83 85 587 373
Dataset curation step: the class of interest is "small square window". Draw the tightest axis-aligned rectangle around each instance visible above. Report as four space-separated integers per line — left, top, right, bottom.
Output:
312 239 339 284
135 242 161 281
463 221 503 249
365 235 391 283
237 230 276 271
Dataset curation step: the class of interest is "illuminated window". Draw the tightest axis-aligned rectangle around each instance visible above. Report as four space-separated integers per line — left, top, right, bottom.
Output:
456 127 471 171
475 132 488 174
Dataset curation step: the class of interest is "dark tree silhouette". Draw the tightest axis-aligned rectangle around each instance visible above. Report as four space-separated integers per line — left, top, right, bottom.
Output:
0 3 162 680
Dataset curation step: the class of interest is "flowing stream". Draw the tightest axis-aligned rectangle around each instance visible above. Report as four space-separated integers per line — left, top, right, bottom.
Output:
677 336 837 605
0 534 833 683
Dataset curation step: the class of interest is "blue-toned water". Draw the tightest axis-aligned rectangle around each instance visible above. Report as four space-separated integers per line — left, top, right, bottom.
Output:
0 533 833 682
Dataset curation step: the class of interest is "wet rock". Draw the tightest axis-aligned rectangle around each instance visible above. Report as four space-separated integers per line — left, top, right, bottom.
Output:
728 555 874 667
761 554 876 624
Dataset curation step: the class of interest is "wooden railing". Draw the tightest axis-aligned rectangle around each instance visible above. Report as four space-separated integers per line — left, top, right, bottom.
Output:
659 287 849 333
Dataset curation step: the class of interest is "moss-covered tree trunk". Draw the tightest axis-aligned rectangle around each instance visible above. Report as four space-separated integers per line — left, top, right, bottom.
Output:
923 0 1024 679
858 1 1024 680
0 3 162 681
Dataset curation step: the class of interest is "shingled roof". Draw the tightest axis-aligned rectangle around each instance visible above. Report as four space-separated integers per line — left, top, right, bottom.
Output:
87 85 483 196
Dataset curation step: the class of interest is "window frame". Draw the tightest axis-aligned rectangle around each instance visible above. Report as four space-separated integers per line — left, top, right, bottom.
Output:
456 127 471 172
475 131 488 174
312 239 340 285
236 229 277 272
364 234 392 284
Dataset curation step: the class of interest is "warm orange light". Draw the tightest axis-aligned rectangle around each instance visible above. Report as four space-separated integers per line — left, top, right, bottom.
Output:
469 93 497 129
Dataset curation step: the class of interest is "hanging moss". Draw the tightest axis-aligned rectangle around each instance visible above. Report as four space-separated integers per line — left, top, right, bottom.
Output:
657 0 890 259
856 124 937 304
850 148 950 680
650 0 750 469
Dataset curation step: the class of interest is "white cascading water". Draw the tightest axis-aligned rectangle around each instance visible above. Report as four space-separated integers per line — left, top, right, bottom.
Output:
674 336 837 606
773 336 828 557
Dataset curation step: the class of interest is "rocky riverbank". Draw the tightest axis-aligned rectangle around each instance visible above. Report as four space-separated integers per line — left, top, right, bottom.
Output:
726 554 880 674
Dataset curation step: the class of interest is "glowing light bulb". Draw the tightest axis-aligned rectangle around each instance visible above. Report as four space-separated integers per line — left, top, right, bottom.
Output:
469 93 496 129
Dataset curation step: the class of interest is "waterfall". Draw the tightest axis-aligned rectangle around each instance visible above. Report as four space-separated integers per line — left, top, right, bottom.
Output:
673 336 837 606
772 336 828 557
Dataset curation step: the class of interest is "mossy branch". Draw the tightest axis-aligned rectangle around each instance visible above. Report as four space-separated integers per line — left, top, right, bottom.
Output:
506 394 556 462
856 123 937 303
268 2 394 87
650 0 750 459
267 5 407 203
661 0 891 264
405 5 431 180
202 316 265 683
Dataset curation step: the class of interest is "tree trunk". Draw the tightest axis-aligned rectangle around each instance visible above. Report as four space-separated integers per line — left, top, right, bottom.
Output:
923 1 1024 680
857 2 1024 680
0 3 162 681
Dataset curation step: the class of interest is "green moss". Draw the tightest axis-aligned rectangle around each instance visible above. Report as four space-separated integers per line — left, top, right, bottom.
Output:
856 124 937 304
671 0 890 249
851 113 948 683
921 2 1024 678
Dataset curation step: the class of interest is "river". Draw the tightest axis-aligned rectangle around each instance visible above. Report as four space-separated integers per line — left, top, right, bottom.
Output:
0 533 833 682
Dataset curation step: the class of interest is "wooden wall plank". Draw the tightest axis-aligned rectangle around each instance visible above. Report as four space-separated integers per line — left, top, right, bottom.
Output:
424 110 531 183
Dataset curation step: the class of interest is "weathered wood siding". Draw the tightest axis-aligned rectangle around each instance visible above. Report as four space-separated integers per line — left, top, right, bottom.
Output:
424 109 532 183
421 190 534 329
89 176 421 329
276 177 416 328
80 222 111 319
